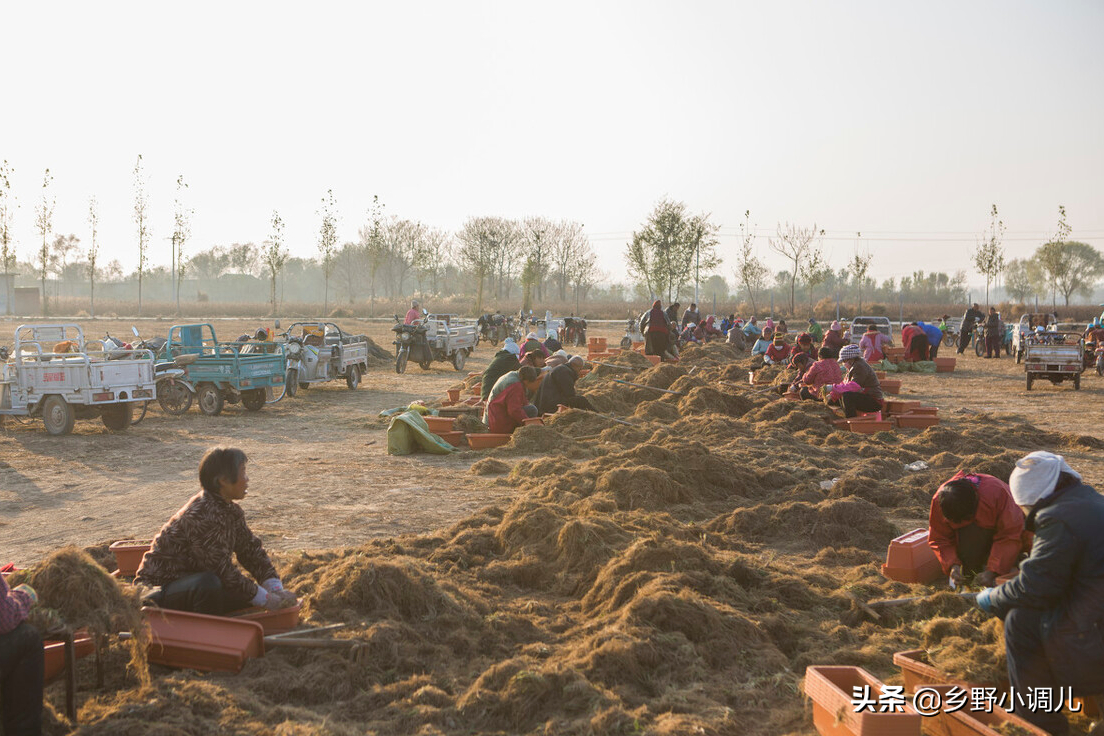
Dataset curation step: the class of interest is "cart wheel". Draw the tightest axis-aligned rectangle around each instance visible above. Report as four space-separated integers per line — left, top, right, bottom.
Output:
285 370 298 397
1026 376 1034 391
131 401 148 425
1075 374 1081 390
157 380 193 415
197 383 224 416
395 347 409 374
346 364 361 390
452 350 466 371
242 389 266 411
620 336 632 350
42 395 75 436
101 403 133 432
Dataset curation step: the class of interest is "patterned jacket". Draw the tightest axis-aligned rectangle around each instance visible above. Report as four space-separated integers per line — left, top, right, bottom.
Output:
0 575 33 634
135 490 277 601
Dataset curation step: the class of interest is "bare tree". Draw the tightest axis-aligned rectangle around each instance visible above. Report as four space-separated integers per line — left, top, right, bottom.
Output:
519 217 556 302
188 246 230 281
1003 258 1034 304
334 242 367 304
973 204 1005 307
264 210 288 316
317 189 339 314
799 243 831 312
734 210 767 313
0 161 15 314
133 155 151 315
848 237 874 313
456 217 501 312
415 227 451 296
87 197 100 317
383 218 430 296
51 234 79 300
172 175 192 315
552 221 588 301
35 169 54 315
624 199 719 303
767 222 817 315
360 195 386 304
568 238 599 313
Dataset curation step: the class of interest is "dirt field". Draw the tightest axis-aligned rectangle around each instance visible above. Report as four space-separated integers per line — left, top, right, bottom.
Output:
3 318 1102 735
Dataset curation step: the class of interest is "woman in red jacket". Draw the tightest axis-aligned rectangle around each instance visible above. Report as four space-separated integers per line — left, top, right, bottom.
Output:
486 366 543 434
927 471 1027 587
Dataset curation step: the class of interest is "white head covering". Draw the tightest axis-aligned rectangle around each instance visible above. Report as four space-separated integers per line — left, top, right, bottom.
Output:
1009 451 1081 506
503 338 520 356
526 332 538 340
553 349 569 360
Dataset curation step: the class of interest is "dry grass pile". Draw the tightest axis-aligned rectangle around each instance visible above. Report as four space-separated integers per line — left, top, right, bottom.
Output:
453 413 488 434
60 359 1104 736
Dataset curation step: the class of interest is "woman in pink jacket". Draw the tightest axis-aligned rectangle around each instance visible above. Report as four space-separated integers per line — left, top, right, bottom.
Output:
859 324 892 363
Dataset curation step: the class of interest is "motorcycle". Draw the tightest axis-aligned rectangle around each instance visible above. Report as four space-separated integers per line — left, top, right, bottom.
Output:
973 323 1013 357
392 313 431 374
621 314 643 350
560 317 588 347
114 326 196 417
478 313 508 346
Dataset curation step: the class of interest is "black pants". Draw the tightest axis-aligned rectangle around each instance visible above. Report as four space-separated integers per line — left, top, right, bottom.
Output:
645 332 669 357
955 523 996 577
928 340 940 360
957 326 974 354
147 571 254 615
799 387 818 400
840 392 882 418
0 622 43 736
1003 607 1071 735
909 334 929 362
986 330 1002 358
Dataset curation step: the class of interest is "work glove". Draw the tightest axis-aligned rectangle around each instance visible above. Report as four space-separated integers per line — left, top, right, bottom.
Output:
263 589 298 611
261 578 284 594
975 588 994 613
974 570 997 588
948 565 965 585
12 584 37 606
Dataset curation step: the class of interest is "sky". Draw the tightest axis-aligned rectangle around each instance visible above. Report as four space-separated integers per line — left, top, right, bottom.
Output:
1 1 1102 289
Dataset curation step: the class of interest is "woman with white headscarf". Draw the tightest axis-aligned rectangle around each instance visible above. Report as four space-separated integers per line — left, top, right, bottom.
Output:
974 451 1104 736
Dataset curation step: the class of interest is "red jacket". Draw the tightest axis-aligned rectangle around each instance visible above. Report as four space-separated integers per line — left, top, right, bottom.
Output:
487 381 531 434
901 325 927 362
802 358 843 389
765 342 791 362
927 471 1026 575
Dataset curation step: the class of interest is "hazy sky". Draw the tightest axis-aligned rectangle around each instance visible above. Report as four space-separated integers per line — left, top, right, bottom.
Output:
2 1 1101 287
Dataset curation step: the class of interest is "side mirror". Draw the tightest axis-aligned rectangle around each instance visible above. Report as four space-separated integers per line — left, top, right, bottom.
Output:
132 326 140 338
423 308 428 316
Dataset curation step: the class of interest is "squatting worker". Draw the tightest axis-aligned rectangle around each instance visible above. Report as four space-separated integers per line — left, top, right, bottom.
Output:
481 339 521 402
928 471 1026 588
834 344 884 417
136 448 298 615
486 365 542 434
975 452 1104 736
1 574 44 734
535 355 594 414
404 299 422 325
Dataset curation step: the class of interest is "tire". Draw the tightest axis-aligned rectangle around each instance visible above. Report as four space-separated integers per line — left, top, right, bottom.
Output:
620 336 632 350
100 403 132 431
1097 358 1104 378
452 350 466 371
131 401 148 425
157 379 193 415
345 364 361 390
1026 375 1034 391
419 360 433 371
299 382 309 390
1074 374 1081 391
42 395 75 436
395 347 409 374
197 383 224 416
974 335 985 357
242 389 266 411
285 370 298 397
942 332 955 347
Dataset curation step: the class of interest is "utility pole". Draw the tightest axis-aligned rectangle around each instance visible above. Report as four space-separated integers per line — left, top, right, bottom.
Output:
694 234 700 305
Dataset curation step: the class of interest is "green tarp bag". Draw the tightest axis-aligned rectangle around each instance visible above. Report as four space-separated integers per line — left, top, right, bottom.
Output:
387 410 457 455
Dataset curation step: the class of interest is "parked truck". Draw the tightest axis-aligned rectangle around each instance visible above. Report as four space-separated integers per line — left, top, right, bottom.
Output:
0 324 156 435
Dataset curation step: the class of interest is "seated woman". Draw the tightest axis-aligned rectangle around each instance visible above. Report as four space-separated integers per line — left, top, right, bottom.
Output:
486 366 543 434
829 344 884 418
791 332 816 362
859 323 891 363
764 333 791 365
535 356 594 414
799 347 843 399
778 353 813 395
751 327 774 359
135 448 297 615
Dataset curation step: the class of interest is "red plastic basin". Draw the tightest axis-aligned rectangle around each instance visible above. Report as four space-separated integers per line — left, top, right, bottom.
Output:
894 414 941 429
881 529 942 584
44 629 94 685
144 608 265 673
109 540 153 578
227 602 301 634
466 433 511 449
423 416 456 433
804 665 921 736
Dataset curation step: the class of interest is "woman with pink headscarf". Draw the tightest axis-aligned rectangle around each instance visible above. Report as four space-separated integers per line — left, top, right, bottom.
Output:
821 320 847 359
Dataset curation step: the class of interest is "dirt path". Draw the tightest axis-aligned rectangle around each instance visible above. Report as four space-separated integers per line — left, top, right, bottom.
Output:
3 318 1104 566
